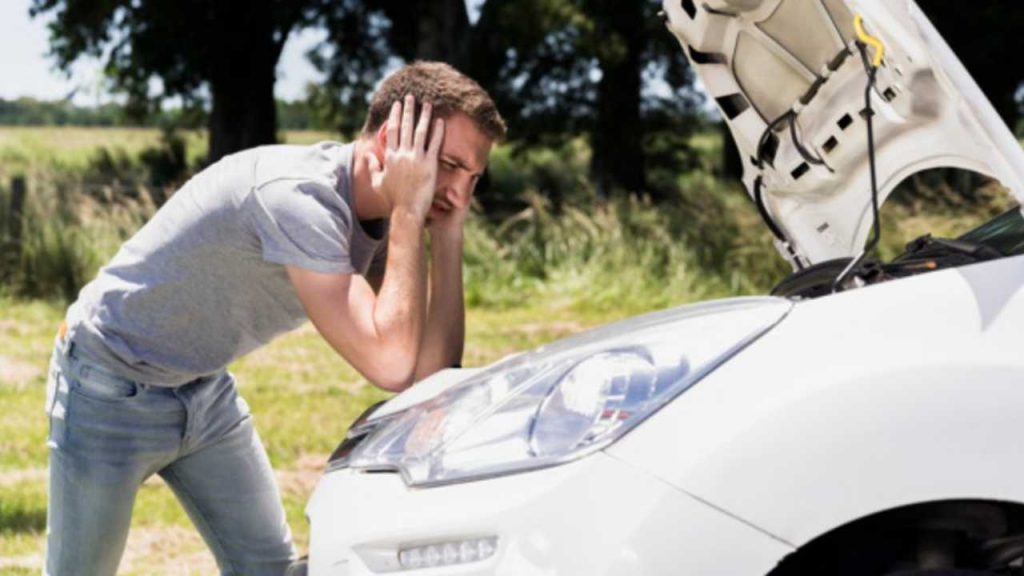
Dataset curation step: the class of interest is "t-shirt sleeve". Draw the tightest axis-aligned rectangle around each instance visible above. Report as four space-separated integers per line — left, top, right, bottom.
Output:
247 180 355 274
364 237 389 292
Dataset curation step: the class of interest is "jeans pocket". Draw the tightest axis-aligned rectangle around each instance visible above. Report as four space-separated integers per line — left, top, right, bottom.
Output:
68 367 139 403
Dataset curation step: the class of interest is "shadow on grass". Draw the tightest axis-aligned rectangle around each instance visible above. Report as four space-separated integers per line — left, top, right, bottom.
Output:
1 568 38 576
0 504 47 535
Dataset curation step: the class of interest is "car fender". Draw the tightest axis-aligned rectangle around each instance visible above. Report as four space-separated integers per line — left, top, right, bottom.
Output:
606 255 1024 547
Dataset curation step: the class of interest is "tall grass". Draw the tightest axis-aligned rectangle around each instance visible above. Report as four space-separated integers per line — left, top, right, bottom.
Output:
465 189 761 314
0 127 1012 309
0 172 153 301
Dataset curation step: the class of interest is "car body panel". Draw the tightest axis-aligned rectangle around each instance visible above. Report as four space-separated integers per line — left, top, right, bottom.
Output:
606 254 1024 546
306 452 792 575
663 0 1024 265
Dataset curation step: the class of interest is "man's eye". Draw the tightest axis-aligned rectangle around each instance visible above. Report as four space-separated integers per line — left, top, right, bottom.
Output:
441 160 456 170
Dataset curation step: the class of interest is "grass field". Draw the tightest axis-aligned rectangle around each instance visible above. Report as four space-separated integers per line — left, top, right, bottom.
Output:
0 126 336 175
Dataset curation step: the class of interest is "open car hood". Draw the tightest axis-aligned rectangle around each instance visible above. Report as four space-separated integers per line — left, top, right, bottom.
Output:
663 0 1024 267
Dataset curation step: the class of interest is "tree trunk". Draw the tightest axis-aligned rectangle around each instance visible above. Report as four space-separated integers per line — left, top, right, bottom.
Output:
207 64 278 164
205 5 283 164
376 0 471 67
591 1 646 198
415 0 470 66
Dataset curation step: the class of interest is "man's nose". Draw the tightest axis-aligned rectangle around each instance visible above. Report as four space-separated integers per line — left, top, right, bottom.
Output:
448 177 473 206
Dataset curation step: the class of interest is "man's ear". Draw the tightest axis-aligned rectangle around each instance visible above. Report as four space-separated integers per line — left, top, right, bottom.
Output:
375 121 389 150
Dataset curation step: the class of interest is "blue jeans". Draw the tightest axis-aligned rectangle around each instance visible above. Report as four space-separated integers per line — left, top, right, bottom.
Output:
44 336 296 576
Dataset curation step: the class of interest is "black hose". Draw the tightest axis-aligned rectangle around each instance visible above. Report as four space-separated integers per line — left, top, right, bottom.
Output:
788 113 827 167
832 41 881 292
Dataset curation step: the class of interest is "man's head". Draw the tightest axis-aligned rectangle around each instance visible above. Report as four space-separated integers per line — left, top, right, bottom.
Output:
362 61 506 142
363 62 506 221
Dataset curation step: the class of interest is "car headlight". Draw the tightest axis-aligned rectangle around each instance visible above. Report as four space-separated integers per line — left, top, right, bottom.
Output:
341 297 791 487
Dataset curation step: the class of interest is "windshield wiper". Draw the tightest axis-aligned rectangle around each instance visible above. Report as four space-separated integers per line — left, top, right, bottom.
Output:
896 234 1004 264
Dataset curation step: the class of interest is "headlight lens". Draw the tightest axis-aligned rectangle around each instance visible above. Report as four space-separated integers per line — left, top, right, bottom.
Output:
346 298 791 486
530 349 682 458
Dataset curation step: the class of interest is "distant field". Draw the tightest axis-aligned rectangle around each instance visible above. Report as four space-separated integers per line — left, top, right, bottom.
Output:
0 126 338 173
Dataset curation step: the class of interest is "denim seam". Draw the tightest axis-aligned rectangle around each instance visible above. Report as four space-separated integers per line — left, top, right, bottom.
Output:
46 368 59 416
55 375 68 447
52 435 70 574
62 374 74 449
172 388 194 448
161 467 239 575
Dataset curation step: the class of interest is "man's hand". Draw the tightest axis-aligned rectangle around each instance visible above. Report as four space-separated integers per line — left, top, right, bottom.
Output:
426 192 470 242
366 94 445 223
288 98 446 393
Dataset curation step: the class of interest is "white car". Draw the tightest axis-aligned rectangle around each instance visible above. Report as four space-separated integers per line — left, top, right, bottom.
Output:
292 1 1024 574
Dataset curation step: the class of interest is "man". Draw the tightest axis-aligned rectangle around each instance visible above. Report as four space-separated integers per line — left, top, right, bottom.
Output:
43 61 506 575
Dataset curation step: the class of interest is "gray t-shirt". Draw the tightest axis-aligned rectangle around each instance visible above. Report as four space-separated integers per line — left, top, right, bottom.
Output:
67 141 388 387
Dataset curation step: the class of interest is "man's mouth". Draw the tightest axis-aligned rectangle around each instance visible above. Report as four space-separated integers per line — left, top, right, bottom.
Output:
431 199 452 213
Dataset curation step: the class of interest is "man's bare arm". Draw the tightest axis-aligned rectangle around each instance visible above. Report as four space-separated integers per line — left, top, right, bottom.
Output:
414 229 465 379
287 95 444 392
286 210 426 391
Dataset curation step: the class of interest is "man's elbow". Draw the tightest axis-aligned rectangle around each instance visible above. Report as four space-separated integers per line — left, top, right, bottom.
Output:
370 372 414 393
366 355 417 393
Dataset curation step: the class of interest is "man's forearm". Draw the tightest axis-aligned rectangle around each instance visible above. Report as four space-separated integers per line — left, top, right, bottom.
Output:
415 229 465 380
373 209 429 384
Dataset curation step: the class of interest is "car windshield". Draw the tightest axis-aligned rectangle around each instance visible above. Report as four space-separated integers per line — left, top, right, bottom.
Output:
958 206 1024 256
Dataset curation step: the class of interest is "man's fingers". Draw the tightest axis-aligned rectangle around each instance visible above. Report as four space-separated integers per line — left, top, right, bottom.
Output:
413 101 432 152
386 100 400 151
427 118 445 157
400 93 415 149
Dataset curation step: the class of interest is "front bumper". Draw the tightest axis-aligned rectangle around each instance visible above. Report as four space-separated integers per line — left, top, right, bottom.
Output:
305 452 791 575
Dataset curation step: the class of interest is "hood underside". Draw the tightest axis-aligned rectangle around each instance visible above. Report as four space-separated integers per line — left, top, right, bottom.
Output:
663 0 1024 267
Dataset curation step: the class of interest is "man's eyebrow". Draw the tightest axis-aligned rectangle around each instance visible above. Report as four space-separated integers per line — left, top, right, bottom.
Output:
441 154 484 176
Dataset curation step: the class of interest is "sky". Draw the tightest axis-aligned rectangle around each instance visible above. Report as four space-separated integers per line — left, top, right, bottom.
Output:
0 0 481 106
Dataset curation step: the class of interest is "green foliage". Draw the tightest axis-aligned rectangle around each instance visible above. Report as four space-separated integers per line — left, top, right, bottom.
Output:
484 138 594 216
0 129 187 300
277 99 339 132
464 172 792 315
0 126 1012 311
0 171 152 301
0 98 127 126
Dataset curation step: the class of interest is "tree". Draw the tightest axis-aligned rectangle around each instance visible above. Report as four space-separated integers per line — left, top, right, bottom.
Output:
308 0 702 201
303 0 394 137
470 0 700 199
307 0 478 137
917 1 1024 129
373 0 472 64
31 0 321 163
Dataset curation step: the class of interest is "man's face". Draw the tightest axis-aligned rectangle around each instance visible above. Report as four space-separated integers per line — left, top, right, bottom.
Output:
428 112 493 221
